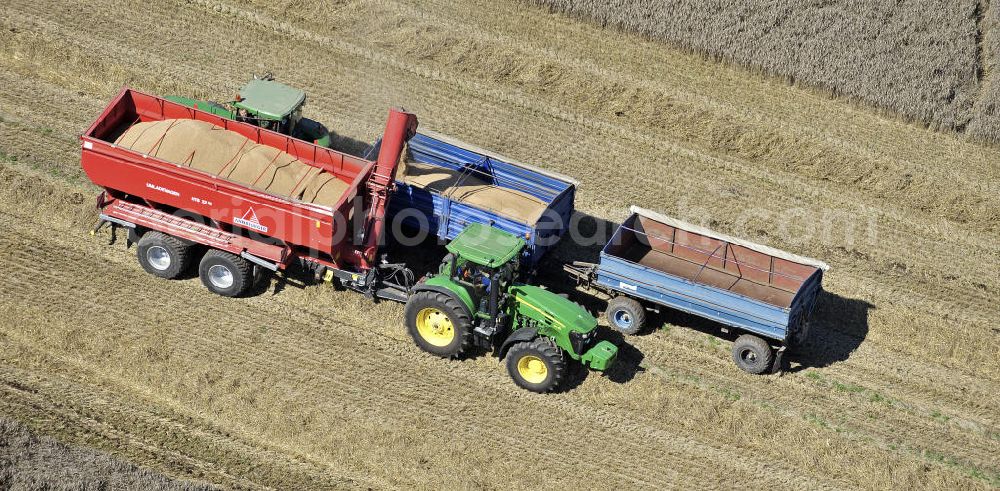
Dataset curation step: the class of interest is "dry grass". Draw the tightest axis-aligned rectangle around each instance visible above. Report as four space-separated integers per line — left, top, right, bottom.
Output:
0 0 997 488
530 0 1000 143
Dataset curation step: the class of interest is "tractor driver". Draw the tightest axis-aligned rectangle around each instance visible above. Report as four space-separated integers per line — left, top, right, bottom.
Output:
460 264 492 293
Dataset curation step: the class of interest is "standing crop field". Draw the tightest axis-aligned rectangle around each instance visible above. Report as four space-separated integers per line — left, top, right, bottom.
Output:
532 0 1000 145
971 2 1000 140
0 0 998 489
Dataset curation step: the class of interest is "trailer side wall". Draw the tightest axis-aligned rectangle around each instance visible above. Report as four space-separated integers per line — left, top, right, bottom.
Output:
80 89 376 265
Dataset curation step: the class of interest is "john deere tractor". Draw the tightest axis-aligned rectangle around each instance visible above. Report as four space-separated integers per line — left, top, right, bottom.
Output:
404 223 618 392
165 76 332 147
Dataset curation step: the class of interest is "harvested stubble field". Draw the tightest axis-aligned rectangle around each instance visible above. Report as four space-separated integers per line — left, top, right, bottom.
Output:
0 0 998 489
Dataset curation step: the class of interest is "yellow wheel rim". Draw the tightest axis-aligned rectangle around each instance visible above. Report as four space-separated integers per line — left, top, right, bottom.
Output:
516 355 548 384
415 307 455 347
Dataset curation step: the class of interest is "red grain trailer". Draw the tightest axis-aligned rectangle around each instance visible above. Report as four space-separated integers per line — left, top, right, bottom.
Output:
81 88 418 299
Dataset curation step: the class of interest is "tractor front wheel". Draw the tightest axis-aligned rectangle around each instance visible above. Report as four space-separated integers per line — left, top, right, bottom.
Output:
506 337 566 393
404 291 472 358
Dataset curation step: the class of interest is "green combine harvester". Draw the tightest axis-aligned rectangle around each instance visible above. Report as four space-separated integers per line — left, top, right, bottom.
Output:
404 224 618 392
165 77 332 147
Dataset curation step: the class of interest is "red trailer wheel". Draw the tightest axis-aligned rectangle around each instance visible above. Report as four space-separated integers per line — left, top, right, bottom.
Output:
136 231 193 279
198 250 253 297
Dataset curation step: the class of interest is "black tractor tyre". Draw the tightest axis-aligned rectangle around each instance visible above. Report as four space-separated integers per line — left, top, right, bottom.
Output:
606 296 646 335
732 334 774 374
198 250 253 297
505 337 567 393
251 264 272 290
404 291 473 358
136 231 193 279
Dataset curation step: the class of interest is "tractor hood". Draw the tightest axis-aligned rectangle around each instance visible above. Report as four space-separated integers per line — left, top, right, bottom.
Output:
510 285 597 333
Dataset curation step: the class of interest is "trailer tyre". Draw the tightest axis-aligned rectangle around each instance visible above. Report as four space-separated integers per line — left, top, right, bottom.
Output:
136 231 192 279
404 291 472 358
732 334 774 374
506 337 566 393
606 296 646 335
198 250 253 297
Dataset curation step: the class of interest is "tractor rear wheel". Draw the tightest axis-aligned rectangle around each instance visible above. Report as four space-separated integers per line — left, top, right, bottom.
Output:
506 337 566 393
198 250 253 297
404 291 473 358
606 296 646 335
732 334 774 374
136 231 192 279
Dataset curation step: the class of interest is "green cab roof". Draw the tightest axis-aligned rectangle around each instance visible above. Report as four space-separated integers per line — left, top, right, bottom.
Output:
234 79 306 120
446 223 526 267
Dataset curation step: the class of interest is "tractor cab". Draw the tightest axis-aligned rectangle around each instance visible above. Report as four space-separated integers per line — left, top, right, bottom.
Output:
440 223 525 310
404 223 618 392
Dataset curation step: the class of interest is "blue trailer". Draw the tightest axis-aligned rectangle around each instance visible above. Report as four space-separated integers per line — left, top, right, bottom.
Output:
368 130 577 268
566 206 829 374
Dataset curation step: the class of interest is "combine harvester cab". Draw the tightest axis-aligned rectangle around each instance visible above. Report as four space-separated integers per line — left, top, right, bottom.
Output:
370 130 577 268
81 88 417 299
568 206 829 374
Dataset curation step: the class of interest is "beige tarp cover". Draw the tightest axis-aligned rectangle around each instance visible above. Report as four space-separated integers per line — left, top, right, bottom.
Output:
116 119 350 207
398 158 548 224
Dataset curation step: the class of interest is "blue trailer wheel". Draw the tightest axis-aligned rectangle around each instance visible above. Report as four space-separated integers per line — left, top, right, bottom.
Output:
606 296 646 335
614 310 632 328
732 334 774 374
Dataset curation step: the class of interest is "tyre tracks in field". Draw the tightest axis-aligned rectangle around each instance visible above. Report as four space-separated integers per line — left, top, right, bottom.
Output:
0 206 833 489
380 0 999 190
13 3 993 376
0 365 280 490
52 0 994 358
1 166 985 488
9 0 1000 303
0 357 383 490
207 0 1000 254
0 0 993 484
8 0 999 303
629 331 1000 475
169 0 1000 322
2 0 995 397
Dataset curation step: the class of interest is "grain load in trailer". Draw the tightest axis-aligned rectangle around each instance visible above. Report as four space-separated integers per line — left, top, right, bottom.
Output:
378 130 577 267
567 206 829 374
114 119 349 207
397 158 549 225
81 88 418 298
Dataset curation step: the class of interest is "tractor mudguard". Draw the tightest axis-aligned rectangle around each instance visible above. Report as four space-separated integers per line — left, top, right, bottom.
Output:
497 327 538 360
412 277 475 318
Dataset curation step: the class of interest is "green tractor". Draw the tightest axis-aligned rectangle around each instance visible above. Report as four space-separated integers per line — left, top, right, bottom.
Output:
404 223 618 392
165 76 333 147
